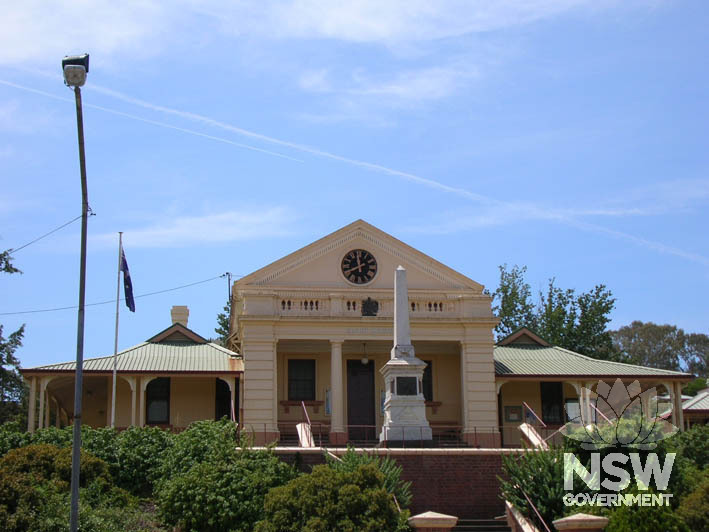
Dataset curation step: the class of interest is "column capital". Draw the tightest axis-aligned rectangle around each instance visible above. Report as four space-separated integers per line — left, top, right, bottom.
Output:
121 375 136 392
140 376 158 392
330 338 344 347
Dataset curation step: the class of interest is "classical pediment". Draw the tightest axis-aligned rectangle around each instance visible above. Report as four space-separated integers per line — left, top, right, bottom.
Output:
235 220 483 292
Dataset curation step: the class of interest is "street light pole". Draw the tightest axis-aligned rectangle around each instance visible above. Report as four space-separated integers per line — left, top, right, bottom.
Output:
63 53 90 532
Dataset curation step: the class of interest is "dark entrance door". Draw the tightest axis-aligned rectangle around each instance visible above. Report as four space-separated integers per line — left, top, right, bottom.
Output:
215 379 231 421
347 360 375 442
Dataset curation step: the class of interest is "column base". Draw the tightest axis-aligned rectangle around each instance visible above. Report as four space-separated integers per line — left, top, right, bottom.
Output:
380 424 433 443
329 431 348 445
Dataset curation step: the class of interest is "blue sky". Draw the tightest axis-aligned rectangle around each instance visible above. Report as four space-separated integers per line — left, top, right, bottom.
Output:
1 1 707 369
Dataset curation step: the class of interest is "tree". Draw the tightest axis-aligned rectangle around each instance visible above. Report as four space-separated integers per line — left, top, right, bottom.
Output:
214 299 230 347
684 333 709 377
0 250 25 425
611 321 709 373
492 264 535 338
492 264 617 360
683 377 707 396
0 250 20 274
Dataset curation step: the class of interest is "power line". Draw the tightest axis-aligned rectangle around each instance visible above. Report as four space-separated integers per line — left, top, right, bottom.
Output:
0 273 238 316
8 214 83 253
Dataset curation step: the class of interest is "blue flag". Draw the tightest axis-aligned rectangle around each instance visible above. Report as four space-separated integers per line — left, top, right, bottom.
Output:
120 249 135 312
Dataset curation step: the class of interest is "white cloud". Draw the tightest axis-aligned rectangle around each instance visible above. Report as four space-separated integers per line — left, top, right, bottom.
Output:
209 0 597 44
1 1 638 67
0 1 172 67
93 208 295 248
298 69 332 93
295 64 476 117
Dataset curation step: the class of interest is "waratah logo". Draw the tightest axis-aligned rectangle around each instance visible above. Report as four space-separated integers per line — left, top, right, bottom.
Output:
561 379 678 450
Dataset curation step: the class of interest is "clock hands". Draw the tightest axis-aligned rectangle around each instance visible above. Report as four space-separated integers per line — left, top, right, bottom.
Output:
343 264 364 275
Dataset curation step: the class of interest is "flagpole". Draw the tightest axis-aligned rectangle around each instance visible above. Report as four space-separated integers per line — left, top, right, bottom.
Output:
110 232 122 428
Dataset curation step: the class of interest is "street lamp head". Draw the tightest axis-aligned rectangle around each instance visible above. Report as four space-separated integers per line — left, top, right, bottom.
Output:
62 54 89 87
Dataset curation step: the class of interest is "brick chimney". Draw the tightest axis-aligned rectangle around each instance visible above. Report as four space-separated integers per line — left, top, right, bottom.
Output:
171 305 189 326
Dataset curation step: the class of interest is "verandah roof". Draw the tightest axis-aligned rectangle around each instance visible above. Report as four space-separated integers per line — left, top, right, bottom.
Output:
22 341 243 374
494 344 691 380
682 391 709 412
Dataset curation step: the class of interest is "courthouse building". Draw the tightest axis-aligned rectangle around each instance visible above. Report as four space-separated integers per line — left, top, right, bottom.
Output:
22 220 693 446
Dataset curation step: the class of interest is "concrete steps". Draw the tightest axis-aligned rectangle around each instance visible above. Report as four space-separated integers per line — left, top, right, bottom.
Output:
453 518 511 532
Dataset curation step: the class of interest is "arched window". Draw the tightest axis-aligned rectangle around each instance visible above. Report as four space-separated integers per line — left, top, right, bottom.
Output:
146 378 170 425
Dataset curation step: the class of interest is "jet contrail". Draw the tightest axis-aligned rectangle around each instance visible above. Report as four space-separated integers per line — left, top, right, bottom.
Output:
3 77 707 266
0 79 303 162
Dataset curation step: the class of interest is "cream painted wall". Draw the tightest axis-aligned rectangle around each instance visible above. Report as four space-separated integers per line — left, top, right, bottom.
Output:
106 377 134 428
82 377 107 428
171 377 216 428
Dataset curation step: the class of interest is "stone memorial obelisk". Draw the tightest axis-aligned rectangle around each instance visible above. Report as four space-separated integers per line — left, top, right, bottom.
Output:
380 266 432 445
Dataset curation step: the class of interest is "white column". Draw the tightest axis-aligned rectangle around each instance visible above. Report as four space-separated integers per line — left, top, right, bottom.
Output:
578 383 587 424
666 382 678 427
584 381 595 424
139 377 148 427
330 340 344 435
44 390 50 428
55 399 61 428
460 343 468 428
27 377 37 433
231 377 237 422
675 382 685 431
123 376 137 427
38 377 48 429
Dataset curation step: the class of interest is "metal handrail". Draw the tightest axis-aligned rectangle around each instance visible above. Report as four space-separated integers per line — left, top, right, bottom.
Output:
301 400 312 426
590 402 611 423
520 487 552 532
522 402 547 427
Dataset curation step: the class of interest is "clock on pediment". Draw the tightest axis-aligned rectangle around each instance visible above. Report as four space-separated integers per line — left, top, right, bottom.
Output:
341 249 377 285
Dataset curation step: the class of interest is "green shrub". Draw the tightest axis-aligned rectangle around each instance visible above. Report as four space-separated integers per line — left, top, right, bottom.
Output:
0 444 134 532
0 471 43 530
0 444 112 495
0 421 31 457
500 447 569 527
0 443 63 480
31 426 73 448
664 424 709 470
1 482 161 532
116 426 174 495
52 446 111 488
157 450 297 532
603 486 689 532
157 419 238 483
327 447 412 508
677 474 709 532
254 463 408 532
80 427 119 470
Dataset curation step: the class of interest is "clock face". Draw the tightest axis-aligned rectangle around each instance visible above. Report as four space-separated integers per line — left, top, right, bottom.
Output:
341 249 377 284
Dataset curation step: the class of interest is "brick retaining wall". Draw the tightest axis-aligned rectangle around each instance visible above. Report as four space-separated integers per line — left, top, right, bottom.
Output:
272 448 523 519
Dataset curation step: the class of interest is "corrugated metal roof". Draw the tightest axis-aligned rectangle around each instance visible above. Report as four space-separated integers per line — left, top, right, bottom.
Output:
494 345 691 378
683 391 709 411
25 342 243 373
